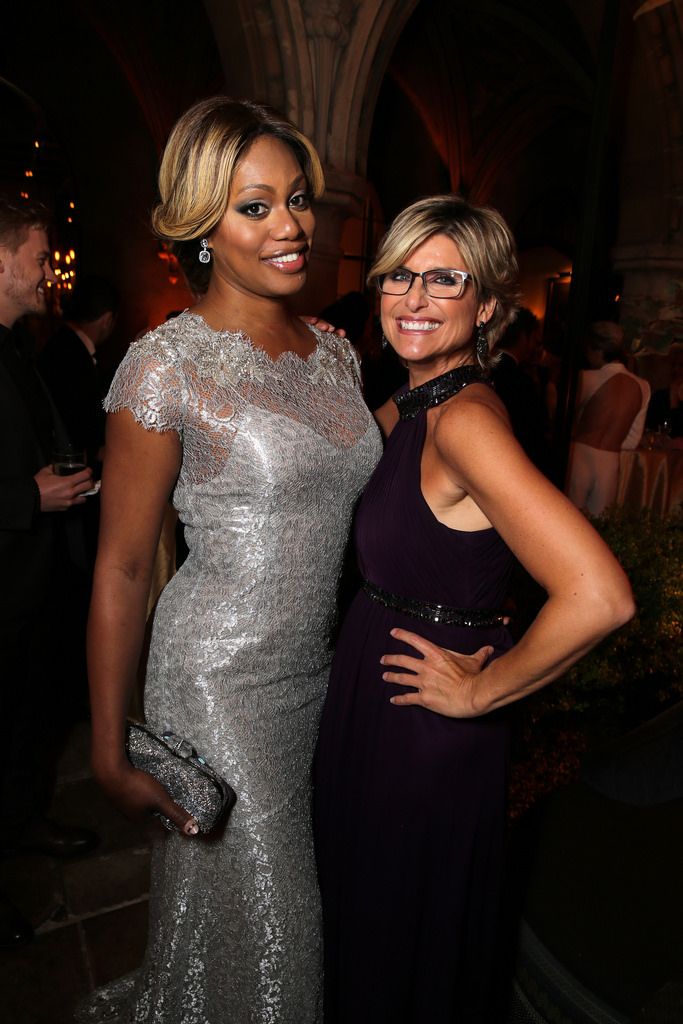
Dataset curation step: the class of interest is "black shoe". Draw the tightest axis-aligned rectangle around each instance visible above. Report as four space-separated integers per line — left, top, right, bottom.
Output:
11 818 100 859
0 893 33 950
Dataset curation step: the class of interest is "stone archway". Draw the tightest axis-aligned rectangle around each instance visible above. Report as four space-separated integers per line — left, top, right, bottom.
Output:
204 0 419 306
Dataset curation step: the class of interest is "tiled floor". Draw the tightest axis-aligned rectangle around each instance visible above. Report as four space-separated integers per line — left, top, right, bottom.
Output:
0 723 151 1024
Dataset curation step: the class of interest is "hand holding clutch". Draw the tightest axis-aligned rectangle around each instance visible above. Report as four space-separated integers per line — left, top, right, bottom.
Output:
126 722 236 834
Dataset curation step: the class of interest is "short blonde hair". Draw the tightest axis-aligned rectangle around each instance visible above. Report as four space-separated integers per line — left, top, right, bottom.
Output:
368 195 520 359
152 96 325 242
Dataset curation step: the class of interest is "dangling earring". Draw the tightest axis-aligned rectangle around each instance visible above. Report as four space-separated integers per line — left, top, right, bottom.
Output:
381 334 389 350
198 238 211 264
475 321 488 369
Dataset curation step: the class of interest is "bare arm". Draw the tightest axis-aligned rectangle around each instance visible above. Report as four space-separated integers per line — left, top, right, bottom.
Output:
383 392 635 716
87 410 197 833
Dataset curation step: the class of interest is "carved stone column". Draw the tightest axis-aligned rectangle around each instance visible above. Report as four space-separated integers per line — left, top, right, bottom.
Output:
613 4 683 352
295 167 368 312
613 243 683 352
206 0 418 302
295 1 366 308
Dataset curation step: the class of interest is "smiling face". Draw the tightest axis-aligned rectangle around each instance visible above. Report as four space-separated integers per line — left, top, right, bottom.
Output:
207 135 315 303
0 226 55 327
380 233 495 382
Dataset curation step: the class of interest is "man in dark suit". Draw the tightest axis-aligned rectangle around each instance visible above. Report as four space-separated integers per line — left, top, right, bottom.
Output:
0 196 97 948
492 307 550 473
40 276 119 569
39 275 119 470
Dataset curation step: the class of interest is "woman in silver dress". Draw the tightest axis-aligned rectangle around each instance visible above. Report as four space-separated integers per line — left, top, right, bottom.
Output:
83 97 380 1023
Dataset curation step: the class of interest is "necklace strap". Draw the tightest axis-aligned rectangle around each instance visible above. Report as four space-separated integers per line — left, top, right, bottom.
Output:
394 364 490 420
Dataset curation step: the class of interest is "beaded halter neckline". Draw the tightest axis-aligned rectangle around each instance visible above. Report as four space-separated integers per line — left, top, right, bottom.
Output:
394 364 490 420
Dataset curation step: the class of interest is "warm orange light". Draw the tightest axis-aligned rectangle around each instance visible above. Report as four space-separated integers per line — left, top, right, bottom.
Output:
65 254 71 265
34 140 40 149
54 251 60 261
24 170 33 178
69 201 75 209
20 191 29 199
69 249 75 259
67 217 73 223
614 294 621 302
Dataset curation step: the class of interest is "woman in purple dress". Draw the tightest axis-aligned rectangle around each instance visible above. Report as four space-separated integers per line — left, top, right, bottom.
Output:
313 195 634 1023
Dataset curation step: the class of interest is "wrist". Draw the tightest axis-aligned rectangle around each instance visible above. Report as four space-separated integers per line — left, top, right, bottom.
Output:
468 672 496 717
91 746 130 781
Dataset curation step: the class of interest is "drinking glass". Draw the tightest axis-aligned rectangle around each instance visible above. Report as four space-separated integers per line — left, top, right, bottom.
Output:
52 445 87 476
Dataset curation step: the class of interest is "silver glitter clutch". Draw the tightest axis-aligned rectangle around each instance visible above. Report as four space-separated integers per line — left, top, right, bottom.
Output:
126 721 236 833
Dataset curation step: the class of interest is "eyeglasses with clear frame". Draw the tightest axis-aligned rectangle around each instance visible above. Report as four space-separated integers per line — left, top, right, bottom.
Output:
377 268 472 299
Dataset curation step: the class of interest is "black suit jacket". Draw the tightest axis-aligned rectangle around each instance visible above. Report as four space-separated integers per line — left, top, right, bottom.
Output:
39 324 105 465
0 325 58 623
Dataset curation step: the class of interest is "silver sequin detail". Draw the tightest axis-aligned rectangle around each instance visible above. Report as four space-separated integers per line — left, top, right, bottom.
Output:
77 312 381 1023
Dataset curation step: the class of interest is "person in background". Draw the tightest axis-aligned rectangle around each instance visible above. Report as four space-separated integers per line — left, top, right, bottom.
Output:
567 321 650 516
492 306 550 471
40 275 119 571
39 275 119 471
0 195 98 950
645 341 683 439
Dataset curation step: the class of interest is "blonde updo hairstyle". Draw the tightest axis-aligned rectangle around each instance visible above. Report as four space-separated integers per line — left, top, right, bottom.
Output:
152 96 325 292
368 194 520 370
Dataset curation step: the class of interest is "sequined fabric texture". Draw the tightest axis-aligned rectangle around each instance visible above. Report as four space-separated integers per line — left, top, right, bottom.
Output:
361 580 506 627
77 312 381 1024
125 725 234 832
393 363 489 419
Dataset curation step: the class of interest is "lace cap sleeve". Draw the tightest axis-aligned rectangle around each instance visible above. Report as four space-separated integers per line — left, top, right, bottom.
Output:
104 326 186 434
312 329 363 388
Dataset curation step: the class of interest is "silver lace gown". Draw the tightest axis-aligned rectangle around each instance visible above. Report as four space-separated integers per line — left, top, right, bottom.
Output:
78 312 381 1024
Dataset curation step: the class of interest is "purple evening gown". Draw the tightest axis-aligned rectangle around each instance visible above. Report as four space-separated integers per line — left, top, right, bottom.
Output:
313 397 514 1024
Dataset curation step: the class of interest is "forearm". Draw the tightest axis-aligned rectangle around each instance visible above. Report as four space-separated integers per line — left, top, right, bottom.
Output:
471 587 634 715
87 563 153 776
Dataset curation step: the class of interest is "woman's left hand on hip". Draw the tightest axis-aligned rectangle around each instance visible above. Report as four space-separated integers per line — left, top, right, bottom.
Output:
381 628 493 718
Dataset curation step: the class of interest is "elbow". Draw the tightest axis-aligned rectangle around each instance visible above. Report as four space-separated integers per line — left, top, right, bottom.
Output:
615 589 636 629
596 579 636 635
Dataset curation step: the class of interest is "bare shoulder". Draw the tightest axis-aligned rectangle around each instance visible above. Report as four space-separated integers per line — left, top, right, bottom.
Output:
433 382 511 464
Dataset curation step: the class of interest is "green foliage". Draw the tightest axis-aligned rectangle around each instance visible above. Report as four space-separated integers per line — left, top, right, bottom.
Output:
508 507 682 817
523 506 683 728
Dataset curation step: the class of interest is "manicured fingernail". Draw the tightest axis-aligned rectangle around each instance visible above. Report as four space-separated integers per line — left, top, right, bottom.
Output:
184 820 199 836
390 629 398 637
379 656 385 664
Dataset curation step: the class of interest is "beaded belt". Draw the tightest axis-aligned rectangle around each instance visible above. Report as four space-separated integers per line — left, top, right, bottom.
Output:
362 580 506 628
